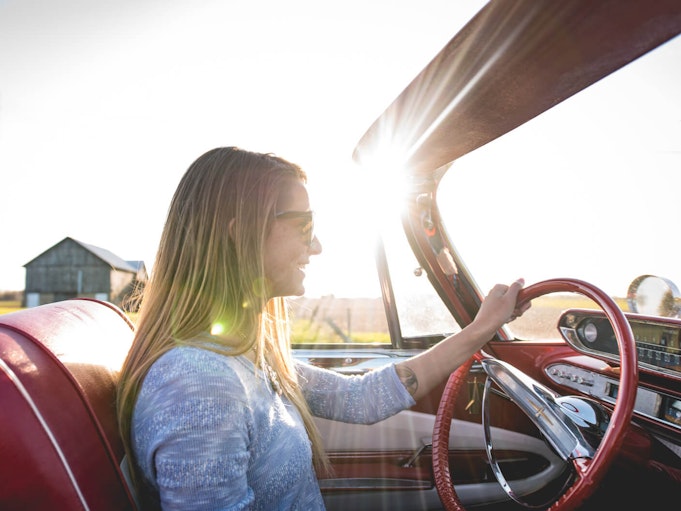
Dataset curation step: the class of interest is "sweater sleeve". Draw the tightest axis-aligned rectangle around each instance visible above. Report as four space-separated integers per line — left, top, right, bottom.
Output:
132 349 255 510
296 361 416 424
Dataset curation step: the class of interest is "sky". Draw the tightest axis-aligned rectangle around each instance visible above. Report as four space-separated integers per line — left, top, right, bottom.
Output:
1 1 679 300
0 0 488 294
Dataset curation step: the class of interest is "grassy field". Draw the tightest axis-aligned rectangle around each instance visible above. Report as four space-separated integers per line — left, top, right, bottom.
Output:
0 294 629 344
0 299 388 344
0 300 22 316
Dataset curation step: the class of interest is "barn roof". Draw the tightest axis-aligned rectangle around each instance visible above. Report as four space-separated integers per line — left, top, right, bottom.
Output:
126 260 146 272
75 239 138 272
24 237 139 273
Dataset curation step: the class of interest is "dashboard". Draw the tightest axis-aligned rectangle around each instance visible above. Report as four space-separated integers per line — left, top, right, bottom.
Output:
556 309 681 431
558 309 681 377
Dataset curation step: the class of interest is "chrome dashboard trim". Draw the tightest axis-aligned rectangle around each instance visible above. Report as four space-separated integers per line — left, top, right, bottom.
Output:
545 362 680 431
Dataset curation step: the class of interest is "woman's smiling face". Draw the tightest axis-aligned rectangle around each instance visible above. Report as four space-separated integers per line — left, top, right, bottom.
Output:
264 179 322 298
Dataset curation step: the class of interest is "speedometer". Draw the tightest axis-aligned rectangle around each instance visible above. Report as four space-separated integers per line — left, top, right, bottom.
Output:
582 322 598 344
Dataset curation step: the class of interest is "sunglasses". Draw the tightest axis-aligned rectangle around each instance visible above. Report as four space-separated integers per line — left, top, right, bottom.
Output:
274 210 315 246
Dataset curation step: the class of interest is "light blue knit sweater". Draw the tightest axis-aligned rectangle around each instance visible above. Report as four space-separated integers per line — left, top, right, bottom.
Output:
132 346 415 510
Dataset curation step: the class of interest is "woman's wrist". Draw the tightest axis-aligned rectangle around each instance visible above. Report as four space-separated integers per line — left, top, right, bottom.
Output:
464 317 500 344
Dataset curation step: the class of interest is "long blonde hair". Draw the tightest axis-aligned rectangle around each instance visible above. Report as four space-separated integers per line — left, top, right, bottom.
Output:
116 147 328 493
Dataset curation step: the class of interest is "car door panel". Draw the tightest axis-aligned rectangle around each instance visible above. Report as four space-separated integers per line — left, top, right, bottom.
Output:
296 350 566 510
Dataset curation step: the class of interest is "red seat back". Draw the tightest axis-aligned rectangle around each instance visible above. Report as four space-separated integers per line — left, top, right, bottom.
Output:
0 298 138 511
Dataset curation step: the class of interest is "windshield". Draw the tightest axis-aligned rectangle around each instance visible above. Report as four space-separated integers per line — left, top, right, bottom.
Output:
436 35 681 339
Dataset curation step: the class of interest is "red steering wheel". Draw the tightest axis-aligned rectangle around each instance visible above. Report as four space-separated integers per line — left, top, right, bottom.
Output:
432 278 638 510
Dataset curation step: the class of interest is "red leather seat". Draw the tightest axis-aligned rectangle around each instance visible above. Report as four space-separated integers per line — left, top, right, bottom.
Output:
0 298 138 510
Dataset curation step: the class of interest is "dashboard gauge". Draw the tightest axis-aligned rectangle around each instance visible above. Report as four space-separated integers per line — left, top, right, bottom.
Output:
582 322 598 344
560 310 681 379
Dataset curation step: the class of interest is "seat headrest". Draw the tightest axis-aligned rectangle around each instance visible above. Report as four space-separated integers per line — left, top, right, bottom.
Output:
0 298 137 511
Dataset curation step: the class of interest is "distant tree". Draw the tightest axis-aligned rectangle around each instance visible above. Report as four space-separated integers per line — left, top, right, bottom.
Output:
0 290 23 301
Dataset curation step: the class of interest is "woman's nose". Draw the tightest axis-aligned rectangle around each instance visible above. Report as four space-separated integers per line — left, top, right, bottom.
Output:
309 235 322 254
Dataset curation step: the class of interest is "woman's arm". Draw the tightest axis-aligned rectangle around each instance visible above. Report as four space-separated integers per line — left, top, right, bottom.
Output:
394 278 528 401
297 361 415 424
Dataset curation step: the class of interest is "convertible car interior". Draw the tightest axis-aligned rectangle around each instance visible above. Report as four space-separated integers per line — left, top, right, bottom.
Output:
2 0 681 510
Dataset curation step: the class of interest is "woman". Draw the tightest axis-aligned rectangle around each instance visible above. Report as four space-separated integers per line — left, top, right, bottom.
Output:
116 146 528 510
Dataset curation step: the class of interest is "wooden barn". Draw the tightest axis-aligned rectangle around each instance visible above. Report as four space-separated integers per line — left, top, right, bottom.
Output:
23 237 147 309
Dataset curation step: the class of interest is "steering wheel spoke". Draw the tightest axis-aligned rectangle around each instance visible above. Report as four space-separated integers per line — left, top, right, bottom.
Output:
481 358 595 463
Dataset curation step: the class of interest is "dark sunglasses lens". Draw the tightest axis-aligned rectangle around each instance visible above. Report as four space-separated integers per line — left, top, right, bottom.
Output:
276 211 315 245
